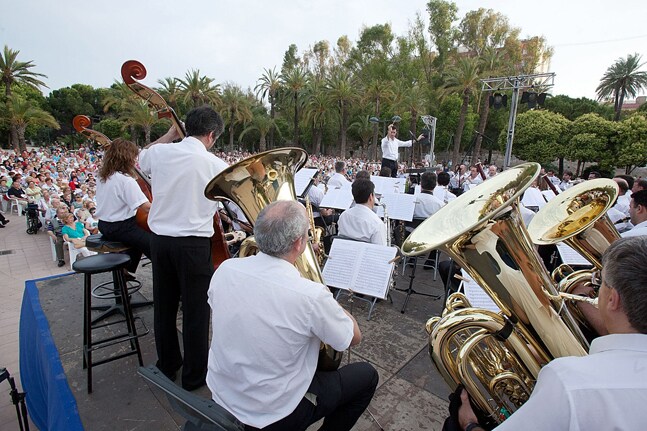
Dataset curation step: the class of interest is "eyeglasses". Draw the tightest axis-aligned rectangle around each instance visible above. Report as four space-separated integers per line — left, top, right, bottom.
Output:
590 270 601 289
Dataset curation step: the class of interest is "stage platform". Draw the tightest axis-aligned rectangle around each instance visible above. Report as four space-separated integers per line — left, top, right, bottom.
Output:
20 259 451 430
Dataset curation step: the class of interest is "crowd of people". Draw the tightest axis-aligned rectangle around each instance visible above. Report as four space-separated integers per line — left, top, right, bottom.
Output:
2 115 647 430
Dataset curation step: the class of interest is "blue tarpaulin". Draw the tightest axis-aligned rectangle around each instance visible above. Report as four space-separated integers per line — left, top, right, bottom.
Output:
19 277 84 430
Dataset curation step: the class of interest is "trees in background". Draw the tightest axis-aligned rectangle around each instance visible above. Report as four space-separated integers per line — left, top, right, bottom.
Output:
596 53 647 121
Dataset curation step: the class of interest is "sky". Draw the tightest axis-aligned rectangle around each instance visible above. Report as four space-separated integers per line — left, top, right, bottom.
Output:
2 0 647 101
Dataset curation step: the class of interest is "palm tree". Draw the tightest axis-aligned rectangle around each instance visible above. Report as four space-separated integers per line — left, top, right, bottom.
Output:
254 67 282 148
596 53 647 121
157 77 181 113
121 100 158 145
103 82 142 139
280 66 309 147
302 79 330 155
326 69 358 157
239 111 279 152
177 69 221 109
221 84 253 152
473 47 504 161
392 82 427 163
443 56 481 166
348 115 376 159
0 94 59 151
0 45 47 97
0 45 48 148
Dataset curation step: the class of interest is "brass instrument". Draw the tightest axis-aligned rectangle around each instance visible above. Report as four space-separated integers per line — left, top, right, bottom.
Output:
402 162 589 425
204 148 342 371
305 195 326 266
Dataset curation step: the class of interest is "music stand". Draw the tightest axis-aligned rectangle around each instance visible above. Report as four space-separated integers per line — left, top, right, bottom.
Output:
1 368 30 431
138 366 244 431
394 218 441 313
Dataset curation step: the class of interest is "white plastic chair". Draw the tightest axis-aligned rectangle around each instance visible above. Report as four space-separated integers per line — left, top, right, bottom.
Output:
9 197 21 215
65 241 83 271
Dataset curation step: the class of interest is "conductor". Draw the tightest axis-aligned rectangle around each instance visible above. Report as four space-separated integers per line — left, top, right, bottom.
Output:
207 200 378 430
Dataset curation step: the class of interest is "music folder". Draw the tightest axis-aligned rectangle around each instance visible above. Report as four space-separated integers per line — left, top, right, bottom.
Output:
374 192 416 222
319 188 354 210
294 168 318 197
322 239 397 299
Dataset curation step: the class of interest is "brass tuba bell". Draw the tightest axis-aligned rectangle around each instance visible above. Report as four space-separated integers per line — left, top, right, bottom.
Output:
402 162 588 425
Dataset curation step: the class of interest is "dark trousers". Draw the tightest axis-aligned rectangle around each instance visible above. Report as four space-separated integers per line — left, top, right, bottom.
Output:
150 234 213 389
53 235 64 261
380 158 398 177
439 260 461 304
98 217 151 273
246 362 378 431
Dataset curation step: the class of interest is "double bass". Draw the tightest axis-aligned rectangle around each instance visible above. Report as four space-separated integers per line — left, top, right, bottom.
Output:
118 60 231 269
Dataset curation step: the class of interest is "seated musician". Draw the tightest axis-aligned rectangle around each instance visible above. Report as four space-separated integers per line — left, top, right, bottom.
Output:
95 138 151 278
456 236 647 431
327 161 351 189
338 179 387 245
207 200 378 430
413 172 444 269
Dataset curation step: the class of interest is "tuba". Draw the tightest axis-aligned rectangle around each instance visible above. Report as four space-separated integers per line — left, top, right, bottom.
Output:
204 148 342 371
402 163 589 426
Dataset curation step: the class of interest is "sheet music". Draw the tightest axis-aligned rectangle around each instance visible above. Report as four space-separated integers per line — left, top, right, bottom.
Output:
371 175 404 194
322 239 397 299
556 243 592 266
541 190 557 202
294 168 318 197
521 187 546 209
461 270 500 313
319 188 354 210
376 192 416 222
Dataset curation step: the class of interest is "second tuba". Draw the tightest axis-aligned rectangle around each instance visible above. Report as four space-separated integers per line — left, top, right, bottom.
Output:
402 163 589 425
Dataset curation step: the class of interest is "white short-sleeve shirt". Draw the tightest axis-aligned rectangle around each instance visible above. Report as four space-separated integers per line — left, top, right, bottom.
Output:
338 203 387 245
95 172 148 222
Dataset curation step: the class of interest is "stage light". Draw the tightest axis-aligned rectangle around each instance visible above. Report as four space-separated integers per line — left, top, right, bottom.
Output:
489 93 507 109
521 91 547 109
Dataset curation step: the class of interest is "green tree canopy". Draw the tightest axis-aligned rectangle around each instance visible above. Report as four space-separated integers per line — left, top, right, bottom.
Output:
511 110 570 165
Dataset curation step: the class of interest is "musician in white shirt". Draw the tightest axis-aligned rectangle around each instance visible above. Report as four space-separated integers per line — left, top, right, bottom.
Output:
338 179 387 245
414 172 444 219
381 124 424 178
558 170 574 191
434 172 457 204
327 161 351 190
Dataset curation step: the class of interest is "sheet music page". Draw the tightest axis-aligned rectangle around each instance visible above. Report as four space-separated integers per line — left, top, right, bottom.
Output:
371 176 404 194
379 192 416 222
460 270 500 313
322 239 396 299
319 188 354 210
295 168 318 197
541 190 556 202
521 187 546 209
556 243 592 266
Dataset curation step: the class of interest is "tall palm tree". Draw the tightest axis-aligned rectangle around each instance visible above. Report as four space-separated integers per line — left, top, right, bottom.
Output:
254 67 282 148
280 66 309 147
392 81 427 163
326 69 358 157
0 45 47 97
177 69 221 109
103 82 142 139
221 84 253 152
0 94 59 151
121 100 158 145
239 111 279 153
443 56 481 166
1 45 48 148
473 47 504 161
596 53 647 121
348 115 376 159
157 77 181 113
302 79 330 155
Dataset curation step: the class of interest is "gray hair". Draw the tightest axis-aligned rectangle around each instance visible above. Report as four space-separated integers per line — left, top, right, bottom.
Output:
254 201 308 257
602 236 647 334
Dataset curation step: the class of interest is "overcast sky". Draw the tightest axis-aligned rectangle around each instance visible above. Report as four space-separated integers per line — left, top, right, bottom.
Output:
3 0 646 101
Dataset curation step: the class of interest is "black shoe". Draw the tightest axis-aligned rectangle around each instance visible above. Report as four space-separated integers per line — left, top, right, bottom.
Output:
0 224 4 228
57 260 65 267
1 219 8 225
182 380 206 391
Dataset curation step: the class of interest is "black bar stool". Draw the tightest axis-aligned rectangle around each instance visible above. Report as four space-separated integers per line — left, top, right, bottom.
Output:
73 253 146 393
86 234 152 324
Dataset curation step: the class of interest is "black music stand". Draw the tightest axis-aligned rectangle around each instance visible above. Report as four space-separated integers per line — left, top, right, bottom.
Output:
1 368 30 431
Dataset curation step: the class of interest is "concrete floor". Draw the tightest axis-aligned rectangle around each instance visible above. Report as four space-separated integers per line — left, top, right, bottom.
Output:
1 207 452 430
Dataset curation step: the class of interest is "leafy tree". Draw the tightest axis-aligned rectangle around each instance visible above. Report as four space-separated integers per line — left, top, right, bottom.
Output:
596 53 647 121
95 118 125 140
0 94 59 151
614 113 647 174
443 56 481 166
363 79 395 159
511 109 570 166
46 86 96 137
157 77 182 113
566 113 616 174
426 0 458 70
239 109 278 153
254 67 282 148
348 115 376 159
281 44 300 75
302 79 330 155
544 95 613 121
121 100 158 145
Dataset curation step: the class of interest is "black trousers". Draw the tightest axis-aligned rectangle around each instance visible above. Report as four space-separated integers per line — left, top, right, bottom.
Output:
98 217 151 273
246 362 379 431
150 234 213 390
380 158 398 178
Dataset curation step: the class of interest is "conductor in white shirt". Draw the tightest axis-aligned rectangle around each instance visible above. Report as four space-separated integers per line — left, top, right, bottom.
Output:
381 124 424 178
338 179 387 245
207 200 378 430
139 106 229 391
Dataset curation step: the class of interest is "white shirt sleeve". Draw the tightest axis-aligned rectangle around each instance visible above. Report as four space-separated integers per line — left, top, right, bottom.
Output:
308 289 354 351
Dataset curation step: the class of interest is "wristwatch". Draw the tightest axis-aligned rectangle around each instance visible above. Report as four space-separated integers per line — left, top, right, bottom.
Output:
465 423 482 431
